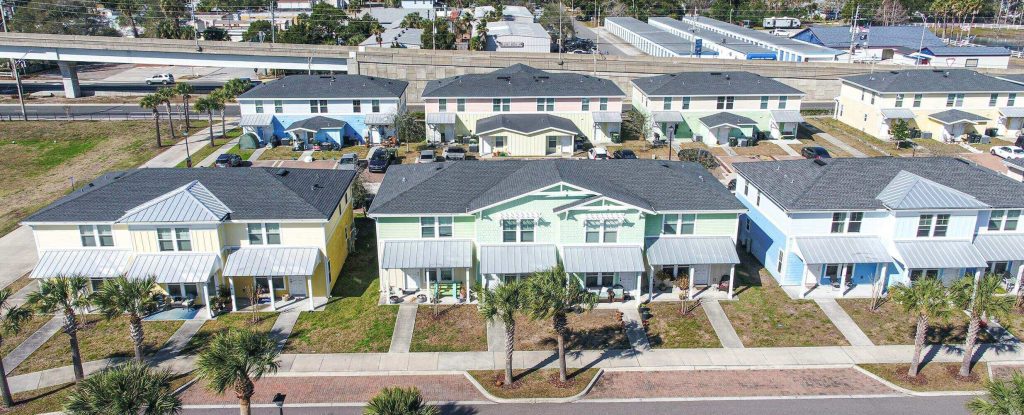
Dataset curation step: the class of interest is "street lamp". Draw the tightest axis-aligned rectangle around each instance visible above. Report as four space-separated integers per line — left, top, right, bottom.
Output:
272 393 286 415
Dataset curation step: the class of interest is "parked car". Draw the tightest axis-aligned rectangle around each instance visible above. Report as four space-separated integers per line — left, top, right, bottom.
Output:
145 73 175 85
800 146 831 159
612 149 637 159
444 146 467 160
991 145 1024 159
214 153 242 168
768 29 790 37
338 153 359 170
367 148 392 173
588 147 609 160
417 150 436 163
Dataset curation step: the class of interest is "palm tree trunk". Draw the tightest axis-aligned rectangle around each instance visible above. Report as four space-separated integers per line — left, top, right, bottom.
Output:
208 112 215 147
164 102 177 140
64 312 85 381
909 315 928 378
554 313 568 383
238 396 251 415
960 315 981 377
236 380 254 415
184 97 191 130
153 111 163 147
129 314 145 362
220 110 226 138
0 337 11 407
503 320 515 385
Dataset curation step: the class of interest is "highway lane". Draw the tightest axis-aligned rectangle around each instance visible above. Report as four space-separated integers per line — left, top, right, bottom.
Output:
0 103 241 120
0 80 226 96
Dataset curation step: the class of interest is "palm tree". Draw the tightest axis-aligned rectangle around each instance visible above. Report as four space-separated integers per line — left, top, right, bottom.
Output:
174 82 195 130
194 95 224 147
211 89 230 138
0 288 31 407
364 387 438 415
524 266 597 382
27 275 91 381
968 373 1024 414
372 24 385 47
139 93 164 147
90 276 159 362
195 329 280 415
113 0 143 38
64 361 181 415
950 274 1013 378
889 278 950 378
476 280 525 386
156 87 178 141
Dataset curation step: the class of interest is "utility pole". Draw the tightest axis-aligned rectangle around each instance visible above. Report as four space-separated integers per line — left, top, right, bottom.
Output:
916 11 927 65
848 4 860 63
593 0 599 75
0 0 25 121
191 2 202 51
728 8 733 23
270 0 276 43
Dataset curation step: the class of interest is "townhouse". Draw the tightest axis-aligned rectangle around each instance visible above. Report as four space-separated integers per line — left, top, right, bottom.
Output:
366 159 746 303
24 168 356 316
631 71 806 146
421 64 626 156
834 69 1024 142
735 157 1024 299
237 74 409 146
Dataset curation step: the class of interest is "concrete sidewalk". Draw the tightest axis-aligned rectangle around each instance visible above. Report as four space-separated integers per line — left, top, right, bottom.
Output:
389 303 417 353
816 299 874 346
815 133 868 158
197 137 241 167
140 119 239 168
270 311 301 352
3 315 61 374
702 300 744 349
0 226 38 290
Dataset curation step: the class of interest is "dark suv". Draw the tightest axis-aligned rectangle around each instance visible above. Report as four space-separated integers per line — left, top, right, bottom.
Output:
214 153 242 167
800 146 831 159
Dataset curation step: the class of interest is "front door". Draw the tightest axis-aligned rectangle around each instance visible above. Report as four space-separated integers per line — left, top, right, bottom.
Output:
405 269 420 290
288 276 307 297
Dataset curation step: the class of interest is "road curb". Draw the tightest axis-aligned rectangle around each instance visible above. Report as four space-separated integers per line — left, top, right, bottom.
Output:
462 369 604 404
851 364 986 397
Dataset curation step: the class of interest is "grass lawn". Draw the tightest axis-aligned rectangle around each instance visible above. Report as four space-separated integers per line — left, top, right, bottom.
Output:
225 144 257 161
838 298 993 346
0 121 196 237
284 217 399 353
995 309 1024 340
176 141 228 168
644 302 721 349
12 315 181 375
912 137 967 156
720 255 848 347
468 368 599 399
515 310 629 351
606 139 705 160
860 363 988 392
182 312 278 355
0 372 194 415
3 273 33 295
0 314 51 359
409 305 487 352
792 131 850 158
804 118 890 157
260 145 304 160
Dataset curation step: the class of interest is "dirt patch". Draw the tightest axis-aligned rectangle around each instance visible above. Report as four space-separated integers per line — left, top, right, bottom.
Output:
410 305 488 352
514 310 629 351
469 369 598 399
587 368 896 399
860 363 988 392
644 302 721 349
838 298 993 345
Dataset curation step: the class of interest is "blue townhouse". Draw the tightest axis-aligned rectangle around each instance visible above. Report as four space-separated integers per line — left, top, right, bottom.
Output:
734 157 1024 299
236 74 409 146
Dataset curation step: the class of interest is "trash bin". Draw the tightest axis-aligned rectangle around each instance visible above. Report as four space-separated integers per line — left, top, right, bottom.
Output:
728 137 738 147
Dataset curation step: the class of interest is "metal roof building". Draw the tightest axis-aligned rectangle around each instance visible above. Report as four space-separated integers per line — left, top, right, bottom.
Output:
604 17 717 58
648 17 777 60
679 16 840 62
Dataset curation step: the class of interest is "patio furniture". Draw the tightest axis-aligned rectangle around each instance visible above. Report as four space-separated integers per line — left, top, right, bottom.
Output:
389 295 402 304
717 275 729 292
612 288 625 302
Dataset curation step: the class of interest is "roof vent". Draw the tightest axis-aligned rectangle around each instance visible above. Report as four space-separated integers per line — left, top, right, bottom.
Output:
311 183 323 190
944 71 950 77
890 71 899 74
710 72 722 75
275 169 288 176
813 158 828 166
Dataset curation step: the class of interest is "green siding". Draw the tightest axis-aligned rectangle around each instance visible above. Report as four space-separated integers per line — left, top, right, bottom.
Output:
376 217 420 239
560 210 645 245
644 214 664 236
454 216 475 238
478 195 588 244
695 213 739 236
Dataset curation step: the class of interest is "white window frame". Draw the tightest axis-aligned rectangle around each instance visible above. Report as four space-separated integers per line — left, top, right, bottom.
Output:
157 227 191 252
661 214 696 235
254 100 264 114
663 97 672 110
759 96 768 109
895 94 904 108
988 209 1021 231
493 136 506 148
372 99 380 113
599 98 608 111
536 98 554 111
916 214 950 237
310 99 327 113
352 100 361 113
584 272 615 288
501 219 535 243
79 225 114 247
778 96 788 109
682 96 690 110
830 212 863 234
438 99 447 112
273 100 283 113
913 94 922 107
420 216 453 238
584 219 618 243
247 223 282 245
909 268 940 282
581 97 590 111
457 98 465 111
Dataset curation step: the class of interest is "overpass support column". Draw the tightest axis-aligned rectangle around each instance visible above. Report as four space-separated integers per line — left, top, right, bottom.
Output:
58 62 81 99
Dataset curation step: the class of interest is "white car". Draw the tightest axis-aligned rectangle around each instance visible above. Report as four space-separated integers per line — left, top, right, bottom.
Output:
587 147 609 160
145 73 175 85
769 29 790 37
991 146 1024 159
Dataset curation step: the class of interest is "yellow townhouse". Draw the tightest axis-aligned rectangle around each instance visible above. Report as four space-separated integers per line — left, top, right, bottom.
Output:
23 167 356 318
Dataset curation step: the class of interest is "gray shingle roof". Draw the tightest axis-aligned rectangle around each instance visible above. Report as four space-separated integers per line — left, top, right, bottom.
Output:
699 112 757 128
841 69 1024 93
369 159 744 215
733 157 1024 211
631 71 804 97
796 25 944 49
285 116 347 131
26 168 356 223
421 64 625 98
997 74 1024 85
928 109 989 124
476 114 583 135
238 74 409 99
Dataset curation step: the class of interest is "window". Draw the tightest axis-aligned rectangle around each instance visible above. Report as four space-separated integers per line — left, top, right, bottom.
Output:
581 98 590 111
966 58 979 68
502 219 535 242
860 89 865 100
90 278 105 292
990 93 999 107
934 214 949 237
274 100 282 113
869 93 875 105
584 219 618 243
917 214 950 237
778 96 788 109
247 223 281 245
309 100 327 113
420 217 452 238
599 98 608 111
536 98 554 111
352 100 361 113
663 97 672 110
502 220 516 242
492 98 511 112
78 225 113 247
830 212 863 233
916 215 932 237
584 272 614 288
1010 93 1017 106
777 250 784 273
546 136 558 153
371 100 380 113
830 212 847 233
716 96 734 110
909 269 940 282
157 227 191 252
438 99 447 112
254 100 264 114
661 214 695 235
848 212 863 233
990 261 1010 276
989 210 1021 231
913 94 922 108
895 94 904 108
743 181 749 196
756 193 761 206
760 96 769 110
457 98 465 111
493 136 506 148
585 220 601 243
682 97 690 109
946 93 964 108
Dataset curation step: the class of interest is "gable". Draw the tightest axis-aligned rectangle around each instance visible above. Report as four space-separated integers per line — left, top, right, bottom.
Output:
118 181 231 223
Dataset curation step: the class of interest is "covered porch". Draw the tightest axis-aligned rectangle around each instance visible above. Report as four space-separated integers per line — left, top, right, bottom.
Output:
285 116 347 146
475 114 581 157
125 252 221 319
479 244 557 290
239 113 275 143
928 109 989 143
999 107 1024 138
425 112 456 143
645 236 740 301
879 108 918 140
363 113 397 145
973 233 1024 293
379 239 474 304
791 236 892 299
222 246 323 312
562 245 645 302
769 110 804 139
894 240 989 286
698 112 758 147
591 111 622 144
651 111 685 141
30 249 132 296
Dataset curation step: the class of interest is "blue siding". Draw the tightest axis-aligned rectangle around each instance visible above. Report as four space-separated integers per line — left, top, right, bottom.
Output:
852 263 877 284
739 197 791 285
791 29 821 46
270 114 376 144
784 252 805 285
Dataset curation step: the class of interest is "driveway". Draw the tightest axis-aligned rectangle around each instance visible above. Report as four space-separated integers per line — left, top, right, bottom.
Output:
0 226 38 289
961 152 1010 174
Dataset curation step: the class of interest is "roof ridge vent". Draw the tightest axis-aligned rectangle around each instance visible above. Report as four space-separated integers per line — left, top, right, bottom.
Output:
275 168 288 176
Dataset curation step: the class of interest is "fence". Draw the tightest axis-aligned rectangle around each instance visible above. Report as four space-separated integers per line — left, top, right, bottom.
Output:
0 111 197 122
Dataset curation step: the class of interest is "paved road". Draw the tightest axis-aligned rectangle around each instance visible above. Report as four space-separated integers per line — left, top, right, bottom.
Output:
572 21 630 56
183 396 975 415
0 103 241 119
0 80 226 95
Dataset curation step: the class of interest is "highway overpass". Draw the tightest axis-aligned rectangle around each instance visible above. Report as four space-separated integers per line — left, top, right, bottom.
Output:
0 33 352 98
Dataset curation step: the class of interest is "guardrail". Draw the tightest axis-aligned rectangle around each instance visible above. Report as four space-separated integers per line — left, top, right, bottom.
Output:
0 111 196 121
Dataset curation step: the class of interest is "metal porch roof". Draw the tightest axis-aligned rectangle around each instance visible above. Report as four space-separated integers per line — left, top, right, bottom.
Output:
880 108 917 120
894 240 988 269
562 245 645 273
30 249 132 279
1000 107 1024 118
973 233 1024 262
239 113 274 127
795 236 891 265
645 237 740 266
364 113 396 125
425 112 456 124
381 240 473 269
651 111 684 123
223 246 321 277
126 253 221 284
770 110 804 123
593 111 623 123
479 244 557 274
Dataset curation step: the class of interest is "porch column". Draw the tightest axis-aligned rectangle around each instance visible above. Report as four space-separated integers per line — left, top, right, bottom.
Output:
465 270 471 302
268 277 276 311
648 268 655 302
728 265 736 300
324 259 331 298
202 282 213 319
687 267 695 300
839 264 849 298
800 266 811 299
1015 263 1024 295
875 263 890 297
229 276 237 312
307 276 314 311
425 269 432 301
975 268 983 282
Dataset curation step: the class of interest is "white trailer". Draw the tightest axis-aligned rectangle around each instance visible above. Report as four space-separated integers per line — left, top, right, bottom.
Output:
763 17 801 29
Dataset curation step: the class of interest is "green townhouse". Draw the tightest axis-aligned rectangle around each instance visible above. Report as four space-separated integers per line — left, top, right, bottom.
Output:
366 159 746 304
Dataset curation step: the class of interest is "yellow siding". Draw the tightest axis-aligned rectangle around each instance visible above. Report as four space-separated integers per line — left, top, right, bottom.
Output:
33 225 88 249
128 227 220 253
325 196 355 295
836 83 1005 140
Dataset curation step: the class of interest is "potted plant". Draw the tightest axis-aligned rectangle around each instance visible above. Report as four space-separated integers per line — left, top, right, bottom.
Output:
458 284 468 303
